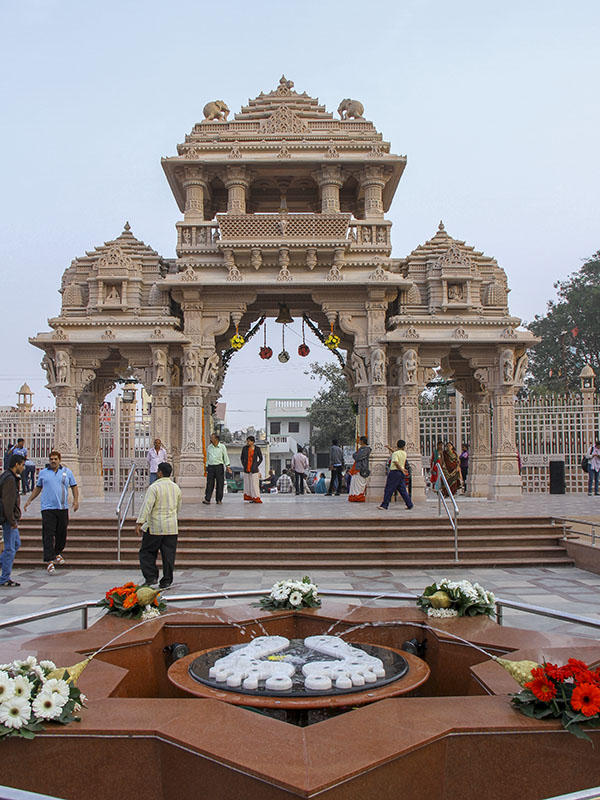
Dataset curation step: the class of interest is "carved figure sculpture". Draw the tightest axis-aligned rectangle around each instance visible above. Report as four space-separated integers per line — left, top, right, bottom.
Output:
371 348 386 384
183 349 198 384
403 349 418 385
500 349 515 383
337 99 365 120
447 284 464 301
105 284 121 303
514 354 529 386
41 354 56 385
203 100 230 121
278 75 294 91
350 351 367 385
153 349 167 384
203 352 220 386
55 350 70 384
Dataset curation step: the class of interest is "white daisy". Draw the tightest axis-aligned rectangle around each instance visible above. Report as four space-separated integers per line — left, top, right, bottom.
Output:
13 675 33 700
39 660 57 672
0 672 15 702
24 656 38 668
41 678 70 703
288 591 303 607
0 695 31 728
32 691 64 720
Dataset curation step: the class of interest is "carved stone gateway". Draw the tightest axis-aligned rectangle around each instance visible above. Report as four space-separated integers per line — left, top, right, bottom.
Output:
30 79 536 500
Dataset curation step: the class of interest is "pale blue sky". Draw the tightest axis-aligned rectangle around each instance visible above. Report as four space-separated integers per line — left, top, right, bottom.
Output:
1 0 598 428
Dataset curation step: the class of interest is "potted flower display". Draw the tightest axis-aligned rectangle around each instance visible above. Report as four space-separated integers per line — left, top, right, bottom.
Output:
417 578 495 618
255 576 321 610
98 581 166 620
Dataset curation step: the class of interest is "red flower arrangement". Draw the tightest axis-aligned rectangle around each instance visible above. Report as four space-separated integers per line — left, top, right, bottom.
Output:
511 658 600 743
97 581 166 619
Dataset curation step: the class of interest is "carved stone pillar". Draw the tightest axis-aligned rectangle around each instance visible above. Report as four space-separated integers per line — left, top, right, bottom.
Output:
465 394 492 497
398 391 425 501
489 388 521 499
151 387 172 452
360 166 387 220
225 166 249 214
78 387 103 497
53 387 81 488
313 166 344 213
170 388 183 481
182 166 209 222
178 387 205 499
367 386 388 499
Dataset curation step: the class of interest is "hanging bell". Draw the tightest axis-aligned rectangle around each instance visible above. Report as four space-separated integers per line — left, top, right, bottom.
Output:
278 350 290 363
275 304 293 325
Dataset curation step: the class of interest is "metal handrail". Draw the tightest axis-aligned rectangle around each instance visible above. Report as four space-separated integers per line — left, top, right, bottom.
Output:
553 516 598 546
116 464 137 562
543 787 600 800
3 589 600 636
436 469 459 561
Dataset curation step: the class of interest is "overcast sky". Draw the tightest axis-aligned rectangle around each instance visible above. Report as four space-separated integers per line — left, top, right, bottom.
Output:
1 0 598 430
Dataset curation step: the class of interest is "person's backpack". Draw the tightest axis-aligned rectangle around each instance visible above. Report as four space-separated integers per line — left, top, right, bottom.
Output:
581 455 590 473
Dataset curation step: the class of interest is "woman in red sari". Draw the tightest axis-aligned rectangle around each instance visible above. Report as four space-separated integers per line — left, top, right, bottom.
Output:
442 441 462 495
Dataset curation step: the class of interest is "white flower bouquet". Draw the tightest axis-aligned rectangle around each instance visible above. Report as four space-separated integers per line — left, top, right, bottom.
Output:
417 578 496 619
255 576 321 610
0 657 86 739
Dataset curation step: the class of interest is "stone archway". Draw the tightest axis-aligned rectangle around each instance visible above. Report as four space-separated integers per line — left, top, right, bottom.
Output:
30 78 536 500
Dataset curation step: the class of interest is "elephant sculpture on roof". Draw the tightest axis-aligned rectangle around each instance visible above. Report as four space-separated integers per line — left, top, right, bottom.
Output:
337 99 365 120
203 100 230 121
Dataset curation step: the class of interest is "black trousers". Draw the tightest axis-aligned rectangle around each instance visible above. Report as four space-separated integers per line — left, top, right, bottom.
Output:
205 464 225 502
294 471 306 494
42 509 69 562
139 532 178 585
327 465 344 495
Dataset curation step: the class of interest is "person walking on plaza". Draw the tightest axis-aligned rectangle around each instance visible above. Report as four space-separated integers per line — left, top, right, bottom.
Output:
24 450 78 574
586 439 600 496
377 439 413 511
11 440 29 494
147 438 167 485
291 447 309 496
326 439 345 496
276 469 293 494
241 435 263 503
0 454 26 587
348 436 371 503
135 462 181 590
203 433 232 505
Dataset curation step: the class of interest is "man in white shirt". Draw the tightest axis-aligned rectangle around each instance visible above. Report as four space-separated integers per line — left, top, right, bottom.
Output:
147 439 167 485
291 447 310 495
204 433 232 505
377 439 413 511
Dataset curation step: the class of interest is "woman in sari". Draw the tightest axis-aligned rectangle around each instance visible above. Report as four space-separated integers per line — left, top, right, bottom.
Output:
240 435 263 503
442 441 462 495
348 436 371 502
430 439 444 493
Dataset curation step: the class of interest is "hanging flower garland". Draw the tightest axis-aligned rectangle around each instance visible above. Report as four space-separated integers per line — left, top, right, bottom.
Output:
260 320 273 360
302 314 345 367
298 318 310 357
278 323 290 363
230 324 245 351
325 322 341 351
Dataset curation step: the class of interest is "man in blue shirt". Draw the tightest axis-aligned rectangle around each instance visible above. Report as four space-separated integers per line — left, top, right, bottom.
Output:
12 439 33 494
24 450 79 574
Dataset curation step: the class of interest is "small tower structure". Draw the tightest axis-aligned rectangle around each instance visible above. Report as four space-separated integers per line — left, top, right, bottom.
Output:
17 383 34 411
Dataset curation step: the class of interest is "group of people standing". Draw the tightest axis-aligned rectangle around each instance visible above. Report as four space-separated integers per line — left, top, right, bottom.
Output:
430 440 469 496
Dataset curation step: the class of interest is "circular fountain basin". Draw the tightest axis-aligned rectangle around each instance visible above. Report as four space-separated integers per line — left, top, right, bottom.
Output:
168 636 430 709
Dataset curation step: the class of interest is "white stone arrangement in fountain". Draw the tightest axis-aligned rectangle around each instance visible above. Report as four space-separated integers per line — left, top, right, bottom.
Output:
208 635 386 692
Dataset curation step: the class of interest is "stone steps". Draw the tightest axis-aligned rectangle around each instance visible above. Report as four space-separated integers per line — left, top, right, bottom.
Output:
12 515 573 569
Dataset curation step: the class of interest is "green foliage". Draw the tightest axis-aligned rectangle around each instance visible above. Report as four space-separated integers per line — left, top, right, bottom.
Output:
526 252 600 392
306 362 356 450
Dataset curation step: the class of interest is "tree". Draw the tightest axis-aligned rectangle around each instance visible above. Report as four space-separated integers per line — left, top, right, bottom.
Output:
526 251 600 393
306 362 356 450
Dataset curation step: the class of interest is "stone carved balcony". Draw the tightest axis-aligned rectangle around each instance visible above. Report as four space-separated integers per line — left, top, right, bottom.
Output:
348 221 391 251
176 223 221 255
216 213 351 245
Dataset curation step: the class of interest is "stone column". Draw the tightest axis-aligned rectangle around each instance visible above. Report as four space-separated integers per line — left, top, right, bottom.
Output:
313 166 344 213
151 388 172 453
170 387 183 481
78 386 103 497
465 393 492 497
182 167 209 222
53 387 81 488
360 166 387 220
366 346 389 499
178 388 205 500
395 351 426 501
225 166 249 214
489 387 521 499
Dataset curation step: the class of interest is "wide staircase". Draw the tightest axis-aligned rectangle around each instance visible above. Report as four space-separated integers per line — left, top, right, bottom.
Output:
14 516 574 569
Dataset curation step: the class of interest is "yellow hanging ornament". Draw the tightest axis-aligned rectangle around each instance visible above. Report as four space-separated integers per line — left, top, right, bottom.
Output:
46 657 93 686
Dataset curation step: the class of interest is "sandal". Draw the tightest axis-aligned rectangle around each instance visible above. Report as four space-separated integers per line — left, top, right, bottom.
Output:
47 562 55 574
0 579 20 587
53 554 66 565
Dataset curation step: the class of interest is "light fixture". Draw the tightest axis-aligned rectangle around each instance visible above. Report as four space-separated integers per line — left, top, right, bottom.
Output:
275 303 293 324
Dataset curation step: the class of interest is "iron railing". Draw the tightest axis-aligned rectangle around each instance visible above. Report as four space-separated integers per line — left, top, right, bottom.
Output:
553 516 599 546
435 470 459 560
116 464 137 561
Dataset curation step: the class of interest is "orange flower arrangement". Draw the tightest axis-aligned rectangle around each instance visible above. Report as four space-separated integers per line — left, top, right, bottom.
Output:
512 658 600 743
98 581 167 619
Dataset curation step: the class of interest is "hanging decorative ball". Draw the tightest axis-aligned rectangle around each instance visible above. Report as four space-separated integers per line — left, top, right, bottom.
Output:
259 346 273 360
325 333 341 350
298 343 310 357
278 350 290 363
230 333 245 350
